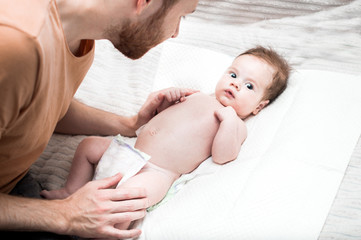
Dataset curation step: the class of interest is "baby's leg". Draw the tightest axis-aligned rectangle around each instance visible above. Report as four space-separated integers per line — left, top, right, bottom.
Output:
41 136 112 199
115 164 179 230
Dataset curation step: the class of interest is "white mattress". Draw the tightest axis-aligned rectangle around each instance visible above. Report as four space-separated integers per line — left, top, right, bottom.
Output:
134 42 361 240
30 0 361 239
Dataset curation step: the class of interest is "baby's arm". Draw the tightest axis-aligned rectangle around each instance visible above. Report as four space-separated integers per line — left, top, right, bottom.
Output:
212 106 247 164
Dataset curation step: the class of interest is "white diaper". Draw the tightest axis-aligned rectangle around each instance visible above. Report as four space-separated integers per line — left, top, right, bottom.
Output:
93 134 151 188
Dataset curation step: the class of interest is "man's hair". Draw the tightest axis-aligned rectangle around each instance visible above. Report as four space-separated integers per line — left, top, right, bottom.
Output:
239 46 291 103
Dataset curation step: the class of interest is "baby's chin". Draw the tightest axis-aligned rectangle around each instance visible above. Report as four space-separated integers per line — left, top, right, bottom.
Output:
212 92 224 103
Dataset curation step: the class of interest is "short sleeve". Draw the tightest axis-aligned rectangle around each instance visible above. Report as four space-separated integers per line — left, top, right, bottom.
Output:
0 26 39 138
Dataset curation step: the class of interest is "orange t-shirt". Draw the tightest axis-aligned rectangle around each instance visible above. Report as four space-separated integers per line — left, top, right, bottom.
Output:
0 0 94 193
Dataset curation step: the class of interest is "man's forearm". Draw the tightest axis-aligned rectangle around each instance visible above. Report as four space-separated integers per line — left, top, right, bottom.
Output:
55 99 137 137
0 193 67 233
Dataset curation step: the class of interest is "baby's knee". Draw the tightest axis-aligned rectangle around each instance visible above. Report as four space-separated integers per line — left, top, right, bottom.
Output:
77 137 111 158
78 136 101 150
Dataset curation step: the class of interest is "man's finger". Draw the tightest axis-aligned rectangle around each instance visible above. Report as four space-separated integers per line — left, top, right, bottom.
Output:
148 92 164 113
109 187 147 201
94 173 123 189
105 226 142 240
110 198 149 213
111 209 147 224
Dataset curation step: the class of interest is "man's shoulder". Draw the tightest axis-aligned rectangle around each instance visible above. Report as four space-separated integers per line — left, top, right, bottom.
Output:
0 26 39 101
0 0 53 37
0 0 49 71
0 26 38 65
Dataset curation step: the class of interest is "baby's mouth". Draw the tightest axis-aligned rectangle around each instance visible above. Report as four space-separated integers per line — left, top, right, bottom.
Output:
225 89 234 98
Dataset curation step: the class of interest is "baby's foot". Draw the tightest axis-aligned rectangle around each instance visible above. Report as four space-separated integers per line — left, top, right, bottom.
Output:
40 188 70 200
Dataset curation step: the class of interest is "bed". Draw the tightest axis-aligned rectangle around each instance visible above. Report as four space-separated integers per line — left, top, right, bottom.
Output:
30 0 361 239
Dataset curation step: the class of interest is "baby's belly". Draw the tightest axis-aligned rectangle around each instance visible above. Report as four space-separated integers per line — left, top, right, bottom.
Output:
135 93 222 174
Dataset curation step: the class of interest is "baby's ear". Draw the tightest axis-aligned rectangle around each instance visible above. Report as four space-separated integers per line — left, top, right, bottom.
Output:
252 100 270 115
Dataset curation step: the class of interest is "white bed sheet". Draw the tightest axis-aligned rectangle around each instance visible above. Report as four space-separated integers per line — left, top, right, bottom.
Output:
32 39 361 239
129 42 361 240
30 0 361 239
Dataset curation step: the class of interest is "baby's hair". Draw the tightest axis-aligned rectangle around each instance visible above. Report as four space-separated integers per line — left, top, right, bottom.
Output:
239 46 291 103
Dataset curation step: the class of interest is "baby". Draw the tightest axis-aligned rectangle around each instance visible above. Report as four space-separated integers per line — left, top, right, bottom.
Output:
41 46 290 230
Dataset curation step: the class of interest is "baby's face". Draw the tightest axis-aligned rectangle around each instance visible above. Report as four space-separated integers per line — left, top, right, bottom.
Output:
215 54 274 119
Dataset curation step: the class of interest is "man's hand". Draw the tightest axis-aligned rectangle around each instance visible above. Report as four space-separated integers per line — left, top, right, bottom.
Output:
61 173 149 239
0 174 148 239
135 87 198 129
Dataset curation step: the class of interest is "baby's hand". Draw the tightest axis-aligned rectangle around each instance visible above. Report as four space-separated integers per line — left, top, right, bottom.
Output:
159 87 198 103
214 106 238 122
135 88 198 130
156 87 199 112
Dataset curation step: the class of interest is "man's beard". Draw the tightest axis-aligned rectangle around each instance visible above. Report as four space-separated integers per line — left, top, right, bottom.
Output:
110 14 166 60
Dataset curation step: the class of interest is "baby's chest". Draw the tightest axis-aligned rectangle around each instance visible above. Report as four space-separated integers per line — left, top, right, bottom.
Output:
173 95 222 134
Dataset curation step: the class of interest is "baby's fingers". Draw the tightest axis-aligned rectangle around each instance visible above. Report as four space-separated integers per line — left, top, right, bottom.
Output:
182 88 199 96
163 88 182 102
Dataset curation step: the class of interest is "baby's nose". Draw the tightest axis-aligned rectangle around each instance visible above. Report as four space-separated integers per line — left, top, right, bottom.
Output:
231 81 240 90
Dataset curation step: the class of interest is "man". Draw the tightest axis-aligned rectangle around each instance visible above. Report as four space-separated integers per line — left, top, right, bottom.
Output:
0 0 198 239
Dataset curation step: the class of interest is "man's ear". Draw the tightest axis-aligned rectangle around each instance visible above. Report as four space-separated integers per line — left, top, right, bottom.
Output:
252 100 270 115
136 0 151 15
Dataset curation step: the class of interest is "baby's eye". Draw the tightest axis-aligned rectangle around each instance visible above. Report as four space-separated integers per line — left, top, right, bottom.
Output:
230 73 237 78
245 83 254 90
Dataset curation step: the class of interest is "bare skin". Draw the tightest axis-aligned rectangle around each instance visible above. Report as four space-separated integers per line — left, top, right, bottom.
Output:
41 53 276 232
136 92 226 174
41 91 247 231
42 90 229 197
0 0 200 238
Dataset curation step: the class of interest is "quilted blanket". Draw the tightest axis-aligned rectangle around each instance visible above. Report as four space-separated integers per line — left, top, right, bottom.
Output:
30 0 361 239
